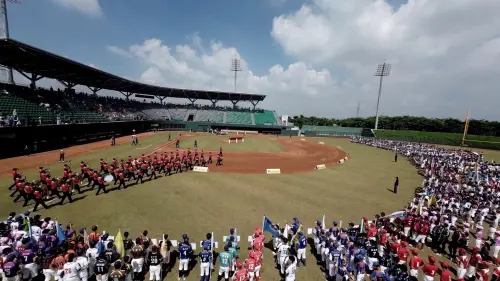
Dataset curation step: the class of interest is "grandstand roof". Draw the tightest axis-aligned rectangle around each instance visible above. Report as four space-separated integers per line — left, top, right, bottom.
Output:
0 38 266 102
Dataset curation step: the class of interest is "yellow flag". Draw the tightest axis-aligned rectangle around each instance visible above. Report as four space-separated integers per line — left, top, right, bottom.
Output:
115 230 125 258
428 195 436 207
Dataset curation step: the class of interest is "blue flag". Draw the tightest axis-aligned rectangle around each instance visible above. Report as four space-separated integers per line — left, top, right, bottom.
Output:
55 221 66 245
263 216 279 238
97 240 104 254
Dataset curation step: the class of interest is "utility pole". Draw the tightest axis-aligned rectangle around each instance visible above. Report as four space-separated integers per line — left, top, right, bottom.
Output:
230 58 242 93
356 102 360 117
374 62 391 130
0 0 19 84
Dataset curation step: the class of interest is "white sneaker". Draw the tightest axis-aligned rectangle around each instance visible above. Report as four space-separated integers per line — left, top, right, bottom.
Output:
183 278 186 281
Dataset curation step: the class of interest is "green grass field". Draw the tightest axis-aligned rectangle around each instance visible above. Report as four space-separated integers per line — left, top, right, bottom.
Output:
0 134 422 281
179 134 284 152
375 129 500 150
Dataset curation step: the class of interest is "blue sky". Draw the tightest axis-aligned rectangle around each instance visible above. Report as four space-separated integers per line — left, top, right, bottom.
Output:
3 0 500 120
7 0 405 80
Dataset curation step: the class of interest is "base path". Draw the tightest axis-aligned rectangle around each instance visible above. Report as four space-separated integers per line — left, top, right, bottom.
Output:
0 132 155 176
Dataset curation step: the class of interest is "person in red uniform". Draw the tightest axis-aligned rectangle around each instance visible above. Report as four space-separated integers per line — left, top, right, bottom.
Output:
166 161 173 176
233 261 247 281
219 147 223 157
201 156 207 167
456 248 468 281
149 165 157 180
390 237 401 255
127 166 136 180
397 241 409 265
422 256 439 281
23 183 34 207
59 182 73 204
10 176 22 197
117 172 126 190
467 247 483 279
135 169 144 184
208 152 213 164
475 261 490 281
175 159 182 173
72 176 81 194
32 188 49 211
13 181 28 204
96 175 107 195
439 261 452 281
216 154 223 166
409 249 423 280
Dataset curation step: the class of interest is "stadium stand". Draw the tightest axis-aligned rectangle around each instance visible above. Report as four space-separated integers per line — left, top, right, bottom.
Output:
226 111 253 125
253 110 277 124
196 110 224 123
168 108 187 121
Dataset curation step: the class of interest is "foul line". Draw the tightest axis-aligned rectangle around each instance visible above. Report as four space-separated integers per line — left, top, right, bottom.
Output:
136 145 152 150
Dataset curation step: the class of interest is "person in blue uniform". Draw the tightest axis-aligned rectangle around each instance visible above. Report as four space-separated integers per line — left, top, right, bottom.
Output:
199 245 212 281
178 235 193 281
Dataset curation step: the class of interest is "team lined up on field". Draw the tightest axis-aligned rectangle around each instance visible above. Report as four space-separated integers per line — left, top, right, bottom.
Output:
7 148 224 212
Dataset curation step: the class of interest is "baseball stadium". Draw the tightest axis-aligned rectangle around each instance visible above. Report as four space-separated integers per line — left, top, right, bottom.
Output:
1 1 500 281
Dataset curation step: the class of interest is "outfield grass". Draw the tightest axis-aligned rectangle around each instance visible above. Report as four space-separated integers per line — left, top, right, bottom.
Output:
178 135 284 153
0 137 421 281
375 129 500 150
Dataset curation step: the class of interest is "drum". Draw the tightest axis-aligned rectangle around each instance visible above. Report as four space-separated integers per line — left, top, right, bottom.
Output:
104 175 114 183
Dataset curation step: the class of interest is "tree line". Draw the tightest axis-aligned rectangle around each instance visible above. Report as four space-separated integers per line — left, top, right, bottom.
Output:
288 115 500 136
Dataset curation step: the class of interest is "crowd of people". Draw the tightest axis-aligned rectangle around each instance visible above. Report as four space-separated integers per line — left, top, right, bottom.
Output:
8 147 223 212
4 136 500 281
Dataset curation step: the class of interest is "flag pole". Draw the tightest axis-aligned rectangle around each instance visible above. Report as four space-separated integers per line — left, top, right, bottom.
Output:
262 216 265 231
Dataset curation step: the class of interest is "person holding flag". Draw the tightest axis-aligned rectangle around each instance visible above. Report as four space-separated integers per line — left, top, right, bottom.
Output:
114 230 126 259
200 232 214 271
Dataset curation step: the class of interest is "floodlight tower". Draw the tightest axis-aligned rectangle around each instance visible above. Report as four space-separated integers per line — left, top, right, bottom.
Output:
0 0 18 84
230 58 242 93
356 102 360 117
374 62 391 130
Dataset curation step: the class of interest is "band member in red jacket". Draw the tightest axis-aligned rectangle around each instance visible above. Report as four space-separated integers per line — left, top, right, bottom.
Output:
33 188 49 211
60 182 73 204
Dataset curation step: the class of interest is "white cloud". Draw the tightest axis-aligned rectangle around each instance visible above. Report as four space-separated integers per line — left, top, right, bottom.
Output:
270 0 500 119
105 45 132 58
50 0 103 17
107 37 335 115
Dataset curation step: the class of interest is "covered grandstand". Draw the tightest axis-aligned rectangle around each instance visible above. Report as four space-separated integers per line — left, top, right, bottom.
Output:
0 38 289 128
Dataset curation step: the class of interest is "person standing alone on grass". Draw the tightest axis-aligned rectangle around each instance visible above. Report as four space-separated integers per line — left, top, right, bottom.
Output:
394 177 399 194
59 150 65 163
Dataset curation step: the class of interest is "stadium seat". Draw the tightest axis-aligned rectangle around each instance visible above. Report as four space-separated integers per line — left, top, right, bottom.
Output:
226 111 252 124
253 110 276 125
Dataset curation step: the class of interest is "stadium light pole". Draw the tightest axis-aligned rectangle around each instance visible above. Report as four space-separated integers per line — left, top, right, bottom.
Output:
0 0 18 84
374 62 391 130
230 58 242 93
